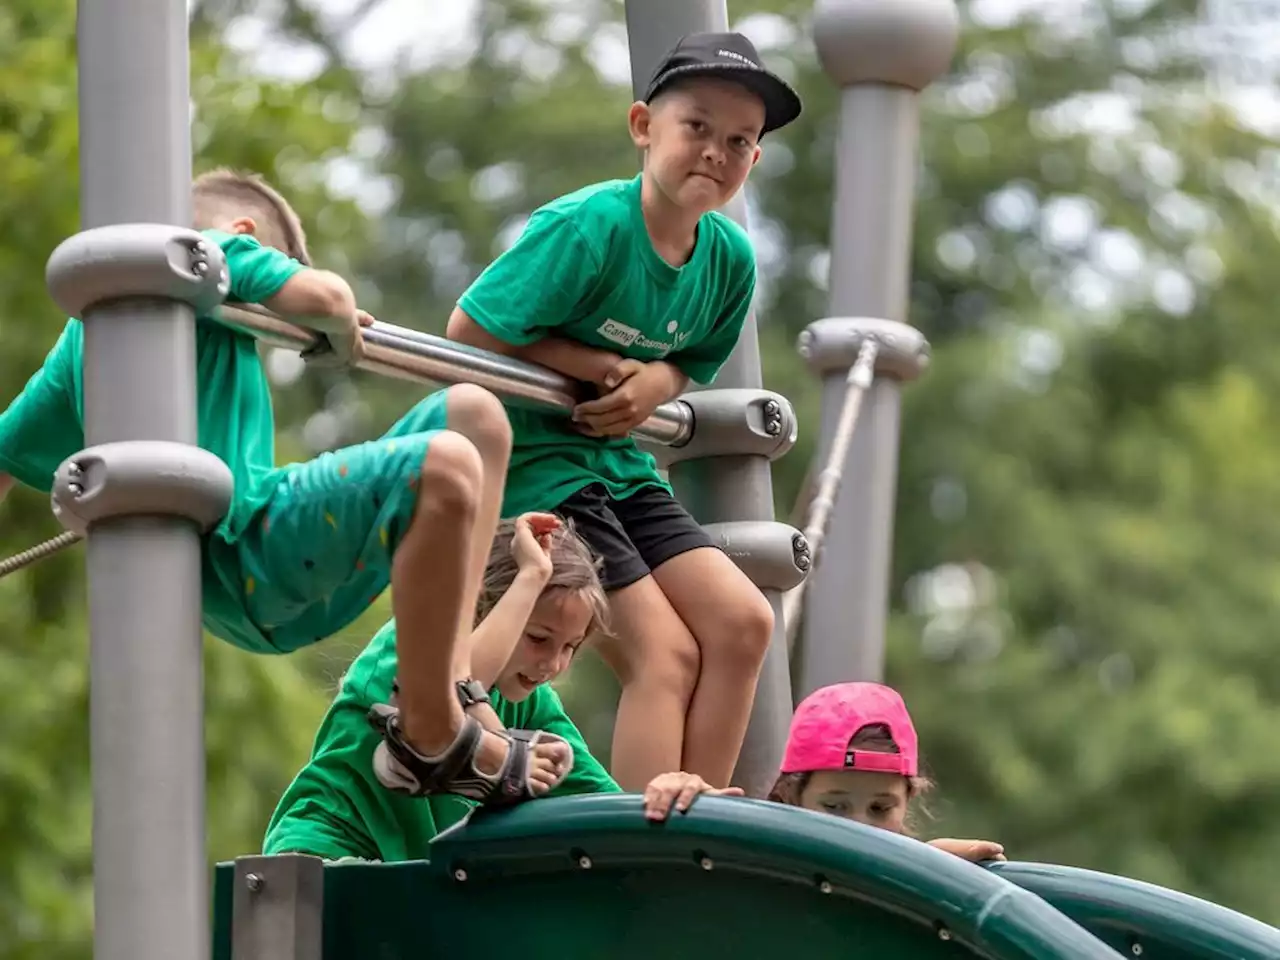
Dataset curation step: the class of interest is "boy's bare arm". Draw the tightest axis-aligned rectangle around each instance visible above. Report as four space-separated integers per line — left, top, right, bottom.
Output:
466 569 547 687
262 270 362 362
446 307 621 386
263 269 356 326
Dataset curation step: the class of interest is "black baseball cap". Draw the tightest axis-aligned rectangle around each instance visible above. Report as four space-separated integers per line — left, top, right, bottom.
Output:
643 32 803 136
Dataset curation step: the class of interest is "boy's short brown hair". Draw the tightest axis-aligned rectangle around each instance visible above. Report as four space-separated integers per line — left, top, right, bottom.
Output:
192 168 311 265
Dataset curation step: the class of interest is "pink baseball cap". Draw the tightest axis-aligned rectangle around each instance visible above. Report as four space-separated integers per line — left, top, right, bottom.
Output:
781 682 919 777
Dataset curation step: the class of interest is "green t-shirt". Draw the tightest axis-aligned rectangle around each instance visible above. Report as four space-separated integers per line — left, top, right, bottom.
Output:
262 619 620 861
0 230 303 646
457 174 757 516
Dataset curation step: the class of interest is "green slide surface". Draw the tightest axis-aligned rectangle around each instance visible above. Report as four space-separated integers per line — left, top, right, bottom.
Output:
988 860 1280 960
214 794 1125 958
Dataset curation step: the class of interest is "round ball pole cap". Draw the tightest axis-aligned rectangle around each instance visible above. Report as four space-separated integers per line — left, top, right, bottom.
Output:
812 0 961 90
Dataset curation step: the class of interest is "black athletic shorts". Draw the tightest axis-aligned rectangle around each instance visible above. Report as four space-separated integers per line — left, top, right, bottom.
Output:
555 482 717 592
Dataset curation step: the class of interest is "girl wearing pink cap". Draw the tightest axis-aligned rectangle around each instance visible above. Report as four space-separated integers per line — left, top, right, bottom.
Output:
768 682 1005 863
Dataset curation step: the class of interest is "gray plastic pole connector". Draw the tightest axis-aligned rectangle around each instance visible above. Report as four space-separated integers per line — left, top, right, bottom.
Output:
651 388 798 466
51 442 233 538
231 855 324 960
796 0 958 698
798 317 930 382
46 223 230 319
705 521 811 593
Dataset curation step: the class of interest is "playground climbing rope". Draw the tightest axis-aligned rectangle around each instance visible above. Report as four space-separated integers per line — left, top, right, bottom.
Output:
0 529 82 577
782 336 879 648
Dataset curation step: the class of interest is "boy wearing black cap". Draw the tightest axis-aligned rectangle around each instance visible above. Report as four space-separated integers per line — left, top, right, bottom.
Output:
445 32 802 793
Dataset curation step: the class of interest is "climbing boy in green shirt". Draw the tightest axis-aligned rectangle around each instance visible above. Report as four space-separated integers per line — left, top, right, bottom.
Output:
445 32 803 792
0 169 573 801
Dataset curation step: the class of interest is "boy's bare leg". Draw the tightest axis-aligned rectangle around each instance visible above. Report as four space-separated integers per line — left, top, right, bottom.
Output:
439 385 514 731
653 547 773 788
596 576 701 791
391 430 567 787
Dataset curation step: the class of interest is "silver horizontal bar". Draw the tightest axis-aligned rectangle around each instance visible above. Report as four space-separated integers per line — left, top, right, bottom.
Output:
217 303 693 446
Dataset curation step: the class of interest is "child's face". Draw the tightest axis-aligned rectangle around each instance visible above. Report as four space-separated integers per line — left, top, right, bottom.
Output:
493 588 593 702
799 769 909 833
631 78 764 216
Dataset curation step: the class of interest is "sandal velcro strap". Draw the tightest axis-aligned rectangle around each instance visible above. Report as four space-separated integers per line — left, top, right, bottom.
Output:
388 678 491 711
491 731 535 808
455 678 492 709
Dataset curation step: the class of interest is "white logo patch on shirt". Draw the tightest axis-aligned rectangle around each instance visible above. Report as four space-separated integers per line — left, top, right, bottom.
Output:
597 319 643 347
597 319 696 357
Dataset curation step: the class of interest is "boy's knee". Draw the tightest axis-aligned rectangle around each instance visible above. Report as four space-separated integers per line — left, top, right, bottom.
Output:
631 631 701 701
445 384 511 454
717 590 775 663
418 430 484 517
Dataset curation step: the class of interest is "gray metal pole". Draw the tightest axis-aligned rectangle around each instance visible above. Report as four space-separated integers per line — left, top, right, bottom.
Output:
61 1 230 957
624 2 807 797
794 0 958 697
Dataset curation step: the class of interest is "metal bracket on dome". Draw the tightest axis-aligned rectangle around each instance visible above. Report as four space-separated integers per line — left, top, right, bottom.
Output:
797 316 930 382
50 442 233 538
46 222 230 319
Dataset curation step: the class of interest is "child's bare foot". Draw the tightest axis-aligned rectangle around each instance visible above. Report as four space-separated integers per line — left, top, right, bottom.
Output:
369 701 573 805
463 722 572 796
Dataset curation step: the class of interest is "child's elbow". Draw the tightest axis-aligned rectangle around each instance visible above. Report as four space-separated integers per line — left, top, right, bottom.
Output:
445 307 521 358
445 307 477 344
311 271 357 318
271 270 356 320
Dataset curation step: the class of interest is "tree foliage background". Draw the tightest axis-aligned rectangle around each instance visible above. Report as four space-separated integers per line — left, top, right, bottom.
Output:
3 0 1280 953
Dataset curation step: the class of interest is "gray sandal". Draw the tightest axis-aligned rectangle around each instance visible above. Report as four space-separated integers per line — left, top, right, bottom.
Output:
368 702 574 808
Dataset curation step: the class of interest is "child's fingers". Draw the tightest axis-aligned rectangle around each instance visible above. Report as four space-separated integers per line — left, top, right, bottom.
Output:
934 838 1005 862
602 358 644 389
574 388 631 418
643 784 672 821
527 513 561 535
675 781 702 813
975 841 1005 861
578 409 638 435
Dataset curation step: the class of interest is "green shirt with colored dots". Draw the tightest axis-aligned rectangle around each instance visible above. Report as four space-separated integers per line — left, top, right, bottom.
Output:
457 174 757 516
262 618 620 861
0 229 304 648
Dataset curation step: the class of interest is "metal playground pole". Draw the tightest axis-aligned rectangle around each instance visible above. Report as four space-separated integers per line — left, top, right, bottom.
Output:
793 0 958 697
624 0 810 797
45 1 234 957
